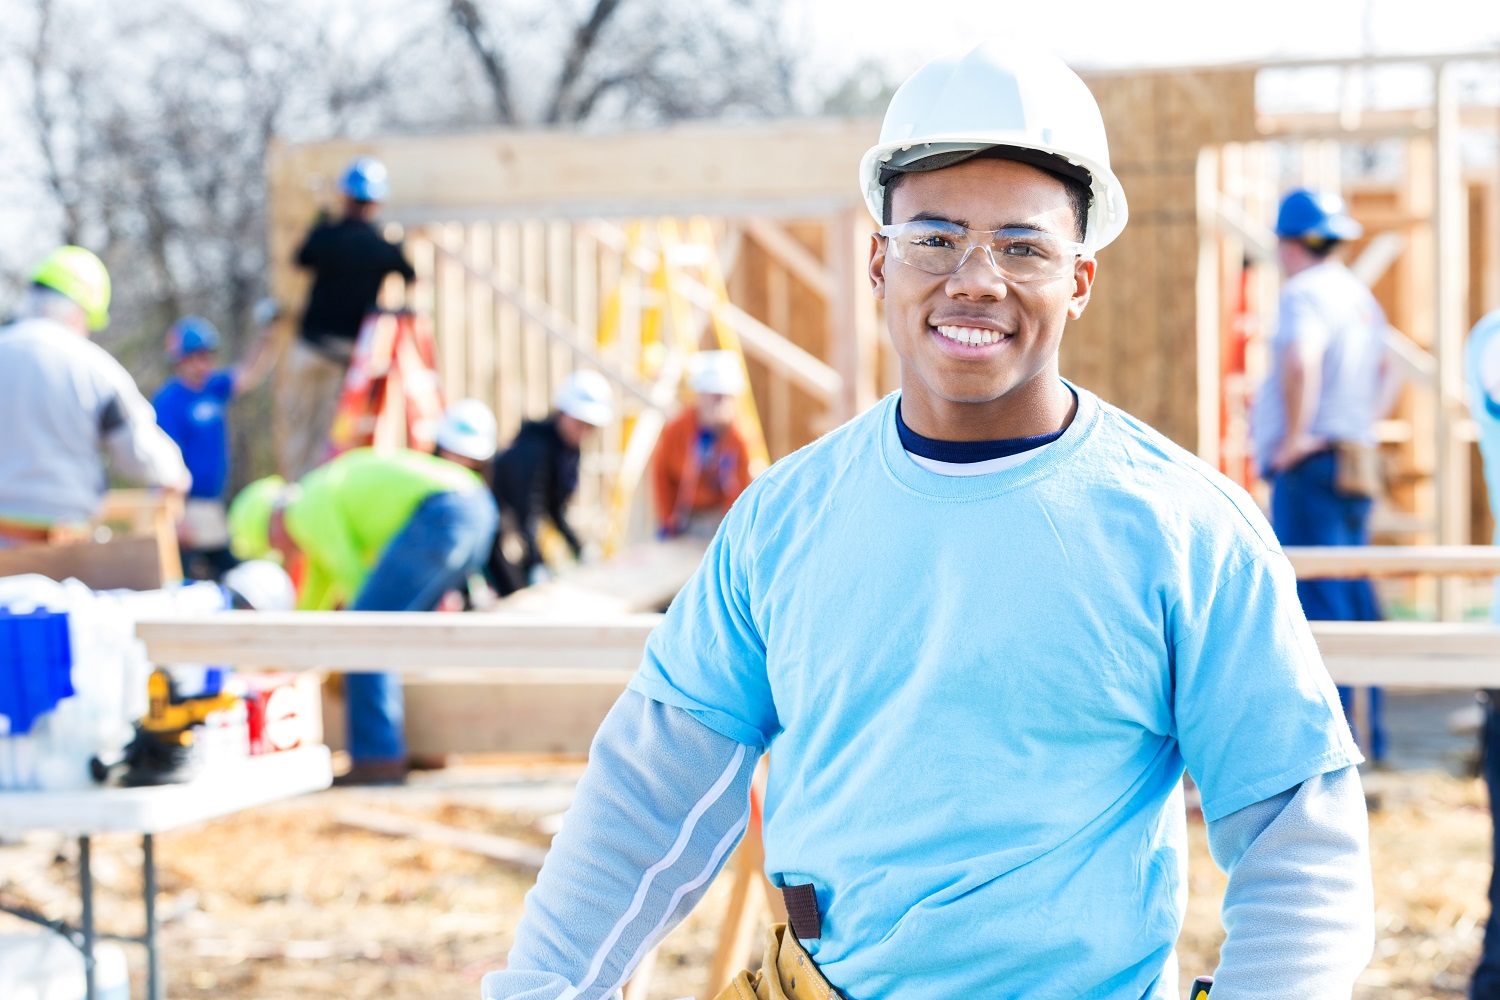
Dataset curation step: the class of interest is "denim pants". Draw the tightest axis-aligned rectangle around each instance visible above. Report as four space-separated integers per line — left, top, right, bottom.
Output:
346 488 499 763
1269 450 1385 760
1476 696 1500 999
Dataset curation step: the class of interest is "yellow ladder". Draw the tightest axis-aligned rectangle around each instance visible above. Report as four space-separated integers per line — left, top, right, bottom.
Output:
598 218 769 553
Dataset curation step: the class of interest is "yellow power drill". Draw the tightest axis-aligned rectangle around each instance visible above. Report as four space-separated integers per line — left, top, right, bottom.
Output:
121 669 240 785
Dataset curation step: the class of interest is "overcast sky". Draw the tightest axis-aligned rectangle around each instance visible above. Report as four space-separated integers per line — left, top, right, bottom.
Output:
792 0 1500 79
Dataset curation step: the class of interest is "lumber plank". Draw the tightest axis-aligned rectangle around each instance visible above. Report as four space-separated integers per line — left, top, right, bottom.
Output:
496 537 708 615
335 807 548 870
132 611 1500 693
135 612 659 674
1285 545 1500 578
268 119 880 221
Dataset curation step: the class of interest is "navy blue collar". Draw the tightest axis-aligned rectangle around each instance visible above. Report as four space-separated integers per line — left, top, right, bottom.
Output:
895 402 1067 464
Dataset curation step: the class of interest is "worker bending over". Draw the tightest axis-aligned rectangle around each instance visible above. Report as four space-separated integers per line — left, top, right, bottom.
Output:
0 247 189 546
1464 307 1500 1000
483 44 1372 1000
488 370 614 596
652 351 753 539
228 412 498 784
1250 189 1390 761
283 157 416 479
153 314 275 580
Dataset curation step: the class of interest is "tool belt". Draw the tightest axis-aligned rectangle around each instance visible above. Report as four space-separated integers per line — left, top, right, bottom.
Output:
712 923 843 1000
1332 440 1382 499
0 519 52 544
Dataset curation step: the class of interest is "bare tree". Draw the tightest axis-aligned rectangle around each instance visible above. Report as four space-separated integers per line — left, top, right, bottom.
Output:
446 0 798 126
1 0 806 484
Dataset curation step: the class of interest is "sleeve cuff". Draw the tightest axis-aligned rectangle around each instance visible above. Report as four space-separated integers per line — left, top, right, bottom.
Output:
1199 745 1364 823
627 673 768 749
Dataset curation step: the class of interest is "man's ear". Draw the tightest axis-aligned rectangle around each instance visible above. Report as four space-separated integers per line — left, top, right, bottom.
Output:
869 234 888 301
1067 258 1097 320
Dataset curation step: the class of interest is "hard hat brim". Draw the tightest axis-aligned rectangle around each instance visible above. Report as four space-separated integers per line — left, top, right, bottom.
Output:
436 432 497 462
859 135 1129 252
562 401 614 427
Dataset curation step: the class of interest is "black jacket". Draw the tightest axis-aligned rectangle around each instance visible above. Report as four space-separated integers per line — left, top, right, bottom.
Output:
295 216 416 349
489 418 582 592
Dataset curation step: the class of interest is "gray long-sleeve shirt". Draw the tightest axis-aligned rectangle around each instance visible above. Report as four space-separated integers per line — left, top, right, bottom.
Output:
0 317 190 526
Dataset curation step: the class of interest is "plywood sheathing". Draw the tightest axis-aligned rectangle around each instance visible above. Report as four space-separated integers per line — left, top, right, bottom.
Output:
1069 68 1259 450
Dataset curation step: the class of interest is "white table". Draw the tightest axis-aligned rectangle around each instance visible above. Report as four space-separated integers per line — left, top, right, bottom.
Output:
0 745 332 1000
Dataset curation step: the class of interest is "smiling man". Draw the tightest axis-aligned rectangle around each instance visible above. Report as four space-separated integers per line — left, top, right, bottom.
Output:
481 44 1373 1000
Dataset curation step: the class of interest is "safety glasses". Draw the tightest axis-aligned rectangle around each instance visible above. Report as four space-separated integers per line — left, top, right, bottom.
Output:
878 221 1089 282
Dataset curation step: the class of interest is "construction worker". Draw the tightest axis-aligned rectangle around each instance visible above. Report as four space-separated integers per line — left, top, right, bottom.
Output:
282 157 416 479
0 246 190 545
431 397 499 474
153 314 275 580
488 370 614 596
1464 306 1500 1000
482 44 1373 1000
227 436 498 784
1250 188 1389 762
651 351 754 539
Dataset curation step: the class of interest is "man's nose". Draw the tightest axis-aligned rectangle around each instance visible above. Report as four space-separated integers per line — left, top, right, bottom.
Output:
945 245 1008 299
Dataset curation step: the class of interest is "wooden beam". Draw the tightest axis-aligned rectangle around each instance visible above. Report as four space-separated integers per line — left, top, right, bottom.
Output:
1434 63 1472 618
739 218 834 300
267 118 879 224
1313 621 1500 688
135 612 659 675
133 609 1500 698
1285 545 1500 578
675 276 843 403
827 206 881 420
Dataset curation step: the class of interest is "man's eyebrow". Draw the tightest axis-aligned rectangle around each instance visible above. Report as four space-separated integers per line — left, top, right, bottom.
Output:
902 212 1067 237
906 211 968 227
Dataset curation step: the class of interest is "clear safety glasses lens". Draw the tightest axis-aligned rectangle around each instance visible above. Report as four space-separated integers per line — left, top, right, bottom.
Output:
878 222 1088 282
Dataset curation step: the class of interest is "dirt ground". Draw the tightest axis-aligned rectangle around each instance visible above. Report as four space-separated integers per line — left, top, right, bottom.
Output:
0 749 1492 999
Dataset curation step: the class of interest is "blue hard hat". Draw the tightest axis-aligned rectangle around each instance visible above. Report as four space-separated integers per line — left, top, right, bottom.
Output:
166 316 222 363
1275 188 1363 242
340 156 390 202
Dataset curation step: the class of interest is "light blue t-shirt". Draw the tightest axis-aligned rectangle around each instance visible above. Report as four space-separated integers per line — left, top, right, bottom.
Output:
631 385 1358 1000
1250 260 1387 474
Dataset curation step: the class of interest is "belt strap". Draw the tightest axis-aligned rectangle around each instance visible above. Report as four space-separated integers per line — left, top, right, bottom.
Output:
781 883 821 940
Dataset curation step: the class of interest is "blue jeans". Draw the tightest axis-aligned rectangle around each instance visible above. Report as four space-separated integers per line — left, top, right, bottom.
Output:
345 489 499 763
1476 695 1500 1000
1269 450 1385 760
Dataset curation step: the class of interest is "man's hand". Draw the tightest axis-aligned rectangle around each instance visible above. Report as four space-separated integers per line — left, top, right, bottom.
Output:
1270 434 1322 474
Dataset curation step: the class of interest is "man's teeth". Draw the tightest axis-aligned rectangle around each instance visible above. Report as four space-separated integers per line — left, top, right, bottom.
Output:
935 325 1006 346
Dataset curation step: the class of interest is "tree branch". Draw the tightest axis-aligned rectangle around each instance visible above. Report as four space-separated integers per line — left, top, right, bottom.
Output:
26 0 84 244
448 0 516 124
544 0 626 124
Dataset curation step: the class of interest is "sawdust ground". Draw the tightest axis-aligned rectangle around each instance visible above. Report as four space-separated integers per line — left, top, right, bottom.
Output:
0 764 1491 999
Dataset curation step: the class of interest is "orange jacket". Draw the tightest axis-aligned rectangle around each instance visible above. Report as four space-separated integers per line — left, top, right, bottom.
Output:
652 409 753 531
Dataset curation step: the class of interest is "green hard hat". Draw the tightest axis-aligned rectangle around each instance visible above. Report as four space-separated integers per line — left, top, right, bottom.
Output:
30 246 111 331
228 476 287 560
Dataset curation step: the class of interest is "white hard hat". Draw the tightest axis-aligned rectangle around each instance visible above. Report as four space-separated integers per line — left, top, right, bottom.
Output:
222 560 297 612
859 42 1128 252
435 398 499 461
688 351 746 396
553 369 615 427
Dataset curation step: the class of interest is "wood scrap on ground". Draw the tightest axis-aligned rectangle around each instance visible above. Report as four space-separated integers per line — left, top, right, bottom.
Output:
334 806 549 870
